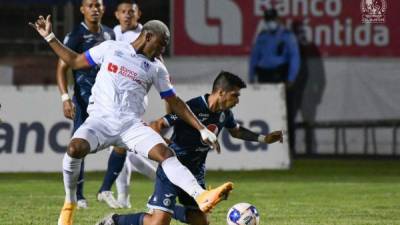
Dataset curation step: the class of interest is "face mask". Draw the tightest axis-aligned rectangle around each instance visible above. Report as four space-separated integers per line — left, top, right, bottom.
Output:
265 21 278 31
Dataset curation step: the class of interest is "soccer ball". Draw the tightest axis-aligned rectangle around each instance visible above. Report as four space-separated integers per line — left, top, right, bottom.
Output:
226 202 260 225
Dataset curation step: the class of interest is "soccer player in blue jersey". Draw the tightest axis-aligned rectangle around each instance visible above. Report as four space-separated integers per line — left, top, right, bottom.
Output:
56 0 115 209
96 71 283 225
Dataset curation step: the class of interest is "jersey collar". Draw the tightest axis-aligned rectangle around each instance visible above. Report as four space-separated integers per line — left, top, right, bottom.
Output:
201 94 210 110
80 22 103 34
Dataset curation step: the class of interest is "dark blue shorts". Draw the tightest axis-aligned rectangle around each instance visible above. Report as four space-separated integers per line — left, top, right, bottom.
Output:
147 166 205 213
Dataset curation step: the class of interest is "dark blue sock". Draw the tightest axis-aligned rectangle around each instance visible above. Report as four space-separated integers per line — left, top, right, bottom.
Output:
115 212 145 225
172 205 188 223
76 159 85 200
99 150 126 192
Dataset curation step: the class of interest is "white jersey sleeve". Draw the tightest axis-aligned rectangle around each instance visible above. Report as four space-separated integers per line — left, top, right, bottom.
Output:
153 62 176 99
84 40 112 66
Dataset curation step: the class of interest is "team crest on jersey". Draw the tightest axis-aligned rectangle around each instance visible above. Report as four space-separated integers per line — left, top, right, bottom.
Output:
141 61 151 72
219 112 225 123
163 198 171 207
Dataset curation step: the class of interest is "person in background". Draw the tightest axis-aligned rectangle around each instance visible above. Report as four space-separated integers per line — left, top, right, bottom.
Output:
55 0 115 209
113 0 142 42
249 8 300 156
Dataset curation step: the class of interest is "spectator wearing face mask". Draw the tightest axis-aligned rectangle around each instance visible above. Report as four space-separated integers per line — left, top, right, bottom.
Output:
249 8 300 85
248 8 300 156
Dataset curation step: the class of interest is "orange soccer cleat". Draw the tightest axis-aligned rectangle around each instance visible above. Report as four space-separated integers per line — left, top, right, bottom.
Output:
195 182 234 213
57 202 77 225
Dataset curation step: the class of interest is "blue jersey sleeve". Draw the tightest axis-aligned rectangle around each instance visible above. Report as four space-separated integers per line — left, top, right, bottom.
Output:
163 114 180 127
224 110 238 129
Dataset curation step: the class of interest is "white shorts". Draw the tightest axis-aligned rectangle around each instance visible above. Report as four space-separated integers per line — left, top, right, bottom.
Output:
72 116 166 158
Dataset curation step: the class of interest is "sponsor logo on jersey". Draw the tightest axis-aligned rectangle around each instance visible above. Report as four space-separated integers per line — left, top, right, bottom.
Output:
107 62 143 85
107 63 118 73
198 113 209 118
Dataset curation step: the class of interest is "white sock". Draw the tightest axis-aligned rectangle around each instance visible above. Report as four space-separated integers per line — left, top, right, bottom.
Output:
161 156 205 198
62 153 82 203
128 153 157 180
116 161 131 200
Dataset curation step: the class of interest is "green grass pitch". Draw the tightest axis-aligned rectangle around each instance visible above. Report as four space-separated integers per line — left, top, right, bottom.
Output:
0 159 399 225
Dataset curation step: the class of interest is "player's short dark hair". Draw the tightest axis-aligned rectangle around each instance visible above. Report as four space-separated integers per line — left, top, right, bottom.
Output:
116 0 137 6
81 0 104 5
212 71 246 93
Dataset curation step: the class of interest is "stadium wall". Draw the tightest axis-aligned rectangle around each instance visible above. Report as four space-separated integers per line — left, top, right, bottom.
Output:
0 85 290 172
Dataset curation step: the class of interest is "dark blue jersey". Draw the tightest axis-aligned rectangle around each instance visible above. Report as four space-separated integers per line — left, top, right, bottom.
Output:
63 22 115 107
164 94 238 177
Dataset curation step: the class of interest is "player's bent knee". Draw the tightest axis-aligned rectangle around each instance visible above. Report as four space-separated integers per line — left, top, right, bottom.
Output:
67 139 90 158
113 146 127 155
144 211 171 225
148 143 175 162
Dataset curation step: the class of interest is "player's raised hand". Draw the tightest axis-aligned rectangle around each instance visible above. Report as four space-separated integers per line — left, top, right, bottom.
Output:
265 130 283 144
200 128 221 153
29 15 52 37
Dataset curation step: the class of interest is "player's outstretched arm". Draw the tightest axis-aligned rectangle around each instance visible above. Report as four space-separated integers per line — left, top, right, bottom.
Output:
29 15 89 70
228 126 283 144
165 95 220 152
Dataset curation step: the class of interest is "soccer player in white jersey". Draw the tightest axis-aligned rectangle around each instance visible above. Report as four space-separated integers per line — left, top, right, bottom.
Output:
97 0 158 209
30 15 233 225
100 4 165 209
114 0 142 42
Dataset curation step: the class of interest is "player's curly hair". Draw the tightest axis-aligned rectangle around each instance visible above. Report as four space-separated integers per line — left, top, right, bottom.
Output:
212 71 246 92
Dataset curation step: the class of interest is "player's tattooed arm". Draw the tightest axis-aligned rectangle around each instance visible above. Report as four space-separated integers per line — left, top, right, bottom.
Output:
228 127 283 144
29 15 90 69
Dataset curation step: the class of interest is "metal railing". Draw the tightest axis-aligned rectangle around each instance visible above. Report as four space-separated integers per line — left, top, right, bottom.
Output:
296 120 400 157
